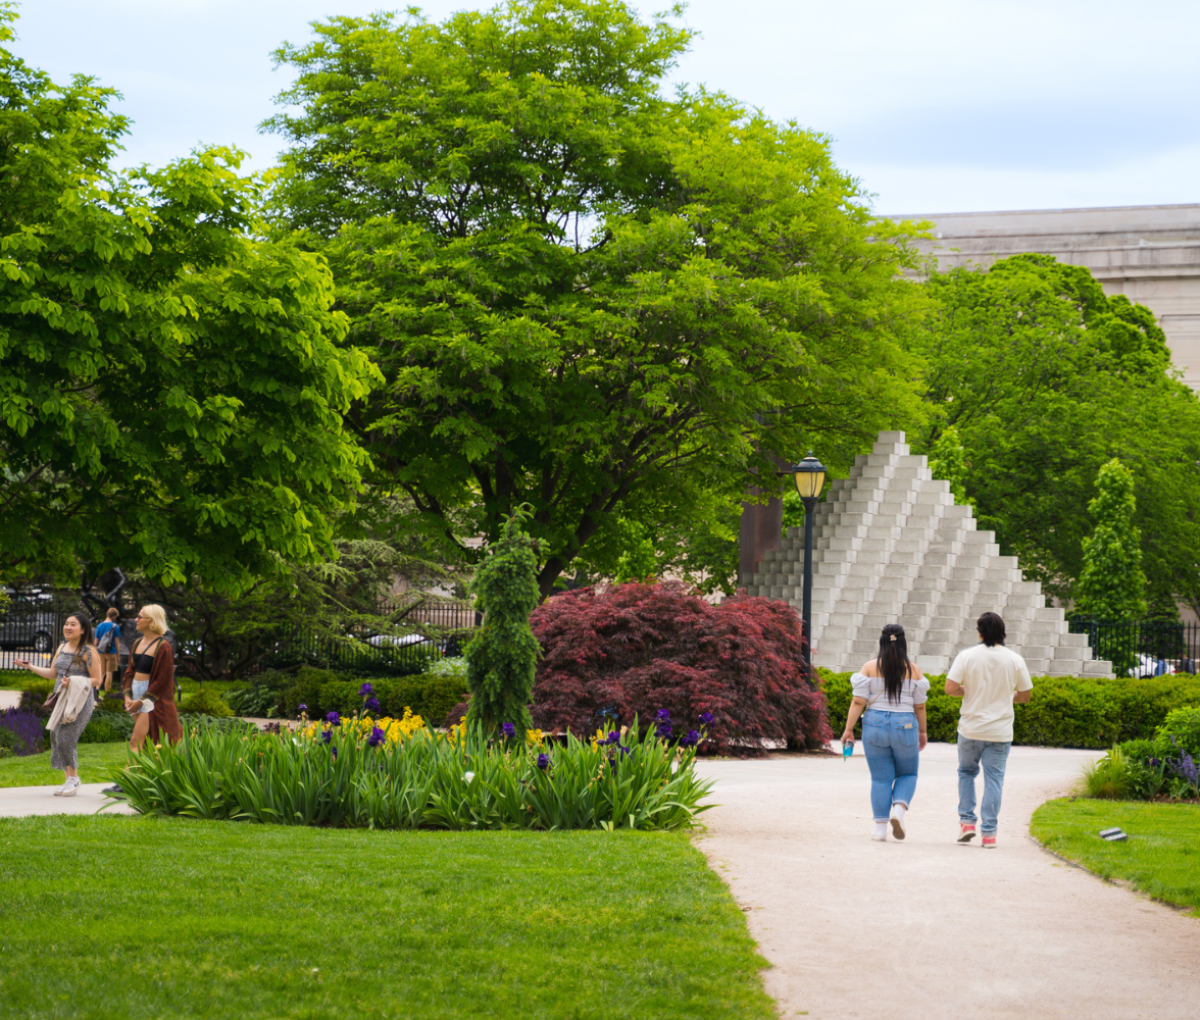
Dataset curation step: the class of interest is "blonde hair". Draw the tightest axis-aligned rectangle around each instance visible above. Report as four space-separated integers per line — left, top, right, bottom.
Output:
139 604 168 635
106 607 120 621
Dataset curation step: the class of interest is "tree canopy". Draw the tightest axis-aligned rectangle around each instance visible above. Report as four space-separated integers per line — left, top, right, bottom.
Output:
912 254 1200 615
266 0 927 596
0 5 378 590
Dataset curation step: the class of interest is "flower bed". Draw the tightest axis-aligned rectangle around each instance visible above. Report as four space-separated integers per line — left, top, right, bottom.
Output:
112 710 713 831
0 707 44 757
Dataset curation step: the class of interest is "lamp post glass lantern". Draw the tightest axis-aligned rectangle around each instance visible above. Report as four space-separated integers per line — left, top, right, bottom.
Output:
787 453 826 674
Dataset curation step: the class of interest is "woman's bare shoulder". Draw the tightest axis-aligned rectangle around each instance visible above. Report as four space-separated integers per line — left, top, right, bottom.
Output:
909 665 925 680
859 660 879 676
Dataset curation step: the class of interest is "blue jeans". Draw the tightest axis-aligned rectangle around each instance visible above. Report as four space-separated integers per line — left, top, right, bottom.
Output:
862 710 920 822
957 738 1012 834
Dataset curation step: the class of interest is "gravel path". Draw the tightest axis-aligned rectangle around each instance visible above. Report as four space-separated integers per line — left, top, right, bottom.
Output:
695 743 1200 1020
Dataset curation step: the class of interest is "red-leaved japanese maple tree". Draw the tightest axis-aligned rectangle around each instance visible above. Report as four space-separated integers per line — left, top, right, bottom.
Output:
530 582 831 753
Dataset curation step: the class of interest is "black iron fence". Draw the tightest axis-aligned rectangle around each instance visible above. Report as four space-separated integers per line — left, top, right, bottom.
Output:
248 600 481 677
1067 618 1200 677
0 595 482 679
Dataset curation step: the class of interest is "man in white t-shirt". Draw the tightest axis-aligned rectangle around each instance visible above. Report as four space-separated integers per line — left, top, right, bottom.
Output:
945 612 1033 848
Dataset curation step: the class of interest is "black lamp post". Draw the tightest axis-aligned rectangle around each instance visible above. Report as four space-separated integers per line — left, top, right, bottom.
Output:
785 453 826 673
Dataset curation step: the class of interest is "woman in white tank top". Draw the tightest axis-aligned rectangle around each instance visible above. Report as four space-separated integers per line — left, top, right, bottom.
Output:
840 624 930 841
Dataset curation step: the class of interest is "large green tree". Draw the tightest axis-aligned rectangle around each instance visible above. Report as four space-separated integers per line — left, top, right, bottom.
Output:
266 0 927 596
0 4 378 590
913 254 1200 613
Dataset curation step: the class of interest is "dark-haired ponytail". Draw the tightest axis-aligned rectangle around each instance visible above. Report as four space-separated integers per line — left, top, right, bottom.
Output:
876 623 913 703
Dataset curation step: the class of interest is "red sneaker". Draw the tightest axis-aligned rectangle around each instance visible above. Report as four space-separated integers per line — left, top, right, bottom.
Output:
957 823 976 843
981 834 997 849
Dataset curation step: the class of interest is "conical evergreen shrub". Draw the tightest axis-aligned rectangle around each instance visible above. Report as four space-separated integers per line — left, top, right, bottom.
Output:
466 509 541 734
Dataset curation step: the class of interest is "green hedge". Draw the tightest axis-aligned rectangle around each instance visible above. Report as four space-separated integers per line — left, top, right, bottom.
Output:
79 710 133 744
819 669 1200 749
281 667 469 727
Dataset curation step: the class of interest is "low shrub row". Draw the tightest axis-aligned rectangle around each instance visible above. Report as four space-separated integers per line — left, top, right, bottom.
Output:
10 689 134 746
819 669 1200 749
271 666 469 727
114 715 713 831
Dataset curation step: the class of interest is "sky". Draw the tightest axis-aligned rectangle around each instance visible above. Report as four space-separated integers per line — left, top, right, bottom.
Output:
9 0 1199 215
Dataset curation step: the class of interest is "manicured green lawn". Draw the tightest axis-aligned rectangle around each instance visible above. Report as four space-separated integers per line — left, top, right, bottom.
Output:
0 817 775 1020
0 744 129 788
1031 798 1200 914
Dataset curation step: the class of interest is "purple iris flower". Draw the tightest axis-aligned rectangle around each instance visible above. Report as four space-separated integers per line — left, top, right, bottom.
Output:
537 753 551 770
326 711 340 726
699 712 714 726
298 703 308 714
359 682 374 697
368 726 386 748
331 746 338 760
604 730 621 745
656 709 671 722
365 697 381 713
501 722 516 739
321 729 332 744
680 729 700 748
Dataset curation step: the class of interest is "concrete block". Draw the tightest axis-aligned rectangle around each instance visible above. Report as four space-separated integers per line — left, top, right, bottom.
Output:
942 577 978 595
1083 660 1114 676
1023 658 1049 675
844 500 881 514
916 654 950 674
1047 662 1083 677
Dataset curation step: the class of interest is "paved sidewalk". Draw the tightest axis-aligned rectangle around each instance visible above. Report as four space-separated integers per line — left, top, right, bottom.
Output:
695 744 1200 1020
0 688 22 710
0 784 135 817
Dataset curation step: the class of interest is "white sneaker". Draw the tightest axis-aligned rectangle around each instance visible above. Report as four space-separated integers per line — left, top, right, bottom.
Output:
59 778 81 798
889 803 907 840
872 822 888 841
53 782 70 797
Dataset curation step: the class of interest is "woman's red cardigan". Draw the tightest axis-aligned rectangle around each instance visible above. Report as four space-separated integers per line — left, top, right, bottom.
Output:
121 637 183 743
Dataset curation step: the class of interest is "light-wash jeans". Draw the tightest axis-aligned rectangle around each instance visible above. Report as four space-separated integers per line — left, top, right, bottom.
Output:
957 738 1012 834
862 709 920 822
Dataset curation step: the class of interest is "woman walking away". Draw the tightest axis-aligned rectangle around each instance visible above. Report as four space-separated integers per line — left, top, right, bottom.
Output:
121 604 181 752
840 624 930 841
13 612 103 796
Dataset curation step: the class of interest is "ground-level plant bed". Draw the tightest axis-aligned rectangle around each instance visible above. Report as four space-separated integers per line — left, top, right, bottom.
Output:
1030 798 1200 914
0 816 776 1020
116 715 712 831
0 742 130 788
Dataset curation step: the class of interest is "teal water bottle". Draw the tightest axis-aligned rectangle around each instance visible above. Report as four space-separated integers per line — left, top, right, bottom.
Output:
842 739 854 760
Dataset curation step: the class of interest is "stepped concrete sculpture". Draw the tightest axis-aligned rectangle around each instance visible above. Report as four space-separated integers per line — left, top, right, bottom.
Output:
745 432 1113 678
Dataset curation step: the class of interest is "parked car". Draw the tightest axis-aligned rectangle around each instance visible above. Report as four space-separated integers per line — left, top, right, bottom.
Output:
0 595 58 653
